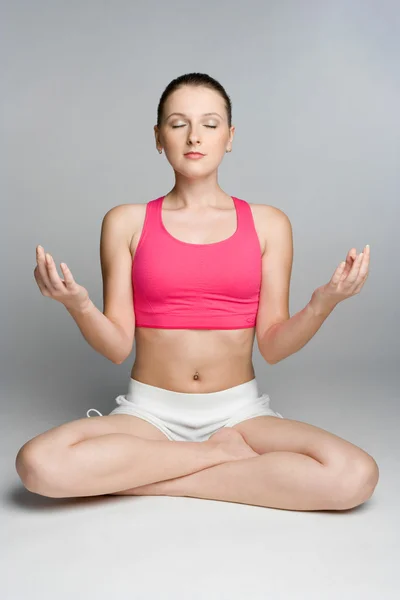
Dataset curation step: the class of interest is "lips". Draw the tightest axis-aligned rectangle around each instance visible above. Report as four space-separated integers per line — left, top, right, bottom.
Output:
185 152 205 157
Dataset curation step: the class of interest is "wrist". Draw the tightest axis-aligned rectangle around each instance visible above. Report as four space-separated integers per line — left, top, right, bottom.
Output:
309 289 339 317
65 297 93 315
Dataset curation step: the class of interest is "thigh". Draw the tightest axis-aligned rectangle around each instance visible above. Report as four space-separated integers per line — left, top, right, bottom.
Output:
19 413 170 456
231 416 375 470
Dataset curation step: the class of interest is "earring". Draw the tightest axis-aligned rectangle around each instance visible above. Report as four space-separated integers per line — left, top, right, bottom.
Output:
226 148 232 153
158 149 162 154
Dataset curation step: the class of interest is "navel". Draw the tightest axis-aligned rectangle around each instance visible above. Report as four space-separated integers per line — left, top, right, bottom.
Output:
193 371 200 381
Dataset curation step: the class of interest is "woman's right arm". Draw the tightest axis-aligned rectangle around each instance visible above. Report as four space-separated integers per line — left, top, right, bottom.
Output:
66 205 136 364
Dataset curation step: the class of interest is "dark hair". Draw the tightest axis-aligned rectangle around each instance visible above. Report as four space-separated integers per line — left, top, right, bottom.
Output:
157 73 232 129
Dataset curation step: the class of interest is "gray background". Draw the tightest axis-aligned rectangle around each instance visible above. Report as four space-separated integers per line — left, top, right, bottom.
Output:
1 1 399 599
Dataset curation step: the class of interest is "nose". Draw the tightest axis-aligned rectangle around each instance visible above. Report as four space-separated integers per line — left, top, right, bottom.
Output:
187 127 202 146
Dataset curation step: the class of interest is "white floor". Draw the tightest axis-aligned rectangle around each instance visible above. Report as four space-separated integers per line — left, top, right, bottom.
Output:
2 377 397 600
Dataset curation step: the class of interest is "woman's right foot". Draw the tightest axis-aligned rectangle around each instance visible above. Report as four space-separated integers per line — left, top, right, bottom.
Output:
208 428 259 460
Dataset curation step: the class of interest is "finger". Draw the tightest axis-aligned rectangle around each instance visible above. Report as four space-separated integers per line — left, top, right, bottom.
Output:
347 247 357 260
353 272 369 294
358 245 370 277
36 246 52 290
346 248 357 264
60 262 75 288
45 253 64 290
330 261 346 285
33 265 50 296
354 246 370 288
344 249 357 273
346 252 364 284
342 253 356 279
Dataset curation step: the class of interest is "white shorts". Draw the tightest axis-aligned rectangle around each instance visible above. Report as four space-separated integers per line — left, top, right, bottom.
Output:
86 377 284 443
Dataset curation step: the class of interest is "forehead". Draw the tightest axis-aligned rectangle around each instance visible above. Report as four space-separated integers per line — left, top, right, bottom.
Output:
165 86 225 114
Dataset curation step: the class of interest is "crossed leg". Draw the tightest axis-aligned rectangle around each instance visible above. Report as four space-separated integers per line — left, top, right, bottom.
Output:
112 417 379 511
17 410 379 510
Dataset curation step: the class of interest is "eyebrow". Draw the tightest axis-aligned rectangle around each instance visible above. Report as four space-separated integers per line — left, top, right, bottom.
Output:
165 112 223 120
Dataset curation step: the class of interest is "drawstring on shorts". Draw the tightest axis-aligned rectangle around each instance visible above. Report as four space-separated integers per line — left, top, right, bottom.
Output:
87 408 103 417
87 395 126 418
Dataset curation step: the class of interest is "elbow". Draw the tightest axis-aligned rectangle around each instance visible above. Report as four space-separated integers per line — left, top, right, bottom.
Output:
113 345 133 365
113 352 129 365
267 358 279 365
262 353 278 365
113 336 134 365
262 349 283 365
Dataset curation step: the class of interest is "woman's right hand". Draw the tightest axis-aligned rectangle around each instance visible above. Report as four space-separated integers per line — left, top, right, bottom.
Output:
34 245 90 312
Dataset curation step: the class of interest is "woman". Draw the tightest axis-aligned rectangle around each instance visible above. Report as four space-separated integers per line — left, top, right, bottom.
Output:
15 73 379 511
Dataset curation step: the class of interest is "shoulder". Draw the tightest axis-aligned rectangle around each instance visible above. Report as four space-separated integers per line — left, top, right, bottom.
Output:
101 203 147 247
102 202 148 228
247 202 292 253
102 203 144 221
248 202 290 221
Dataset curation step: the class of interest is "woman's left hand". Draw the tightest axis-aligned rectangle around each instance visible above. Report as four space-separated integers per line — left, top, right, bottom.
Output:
313 245 370 310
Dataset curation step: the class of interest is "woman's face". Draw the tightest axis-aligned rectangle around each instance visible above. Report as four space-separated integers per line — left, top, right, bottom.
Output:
155 86 235 178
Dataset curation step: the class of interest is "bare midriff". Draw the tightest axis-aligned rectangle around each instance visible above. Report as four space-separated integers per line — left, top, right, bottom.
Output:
128 195 268 394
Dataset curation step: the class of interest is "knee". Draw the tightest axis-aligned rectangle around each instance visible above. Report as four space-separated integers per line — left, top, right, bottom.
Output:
15 442 59 497
338 455 380 509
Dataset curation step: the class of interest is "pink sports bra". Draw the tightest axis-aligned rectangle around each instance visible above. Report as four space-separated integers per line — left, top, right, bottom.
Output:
131 195 262 329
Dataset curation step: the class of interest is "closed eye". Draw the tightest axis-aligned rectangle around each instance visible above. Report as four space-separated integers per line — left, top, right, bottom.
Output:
172 125 217 129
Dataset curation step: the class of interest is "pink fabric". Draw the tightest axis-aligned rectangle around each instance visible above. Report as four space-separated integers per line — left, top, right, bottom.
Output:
132 195 262 329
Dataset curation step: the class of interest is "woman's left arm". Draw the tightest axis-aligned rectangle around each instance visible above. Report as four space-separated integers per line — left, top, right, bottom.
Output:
260 245 370 365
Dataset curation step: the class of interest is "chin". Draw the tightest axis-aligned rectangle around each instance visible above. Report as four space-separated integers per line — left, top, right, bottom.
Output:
174 165 212 177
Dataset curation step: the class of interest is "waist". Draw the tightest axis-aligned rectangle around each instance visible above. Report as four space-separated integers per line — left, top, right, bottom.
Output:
123 377 261 412
131 327 256 393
